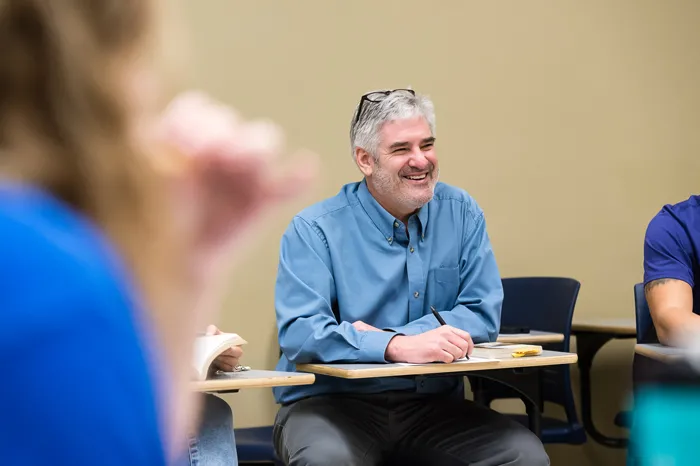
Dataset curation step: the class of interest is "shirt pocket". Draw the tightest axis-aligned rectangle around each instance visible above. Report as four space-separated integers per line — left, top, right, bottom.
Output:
427 266 460 312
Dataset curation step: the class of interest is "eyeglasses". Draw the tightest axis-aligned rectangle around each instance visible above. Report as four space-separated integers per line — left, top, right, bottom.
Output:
353 88 416 125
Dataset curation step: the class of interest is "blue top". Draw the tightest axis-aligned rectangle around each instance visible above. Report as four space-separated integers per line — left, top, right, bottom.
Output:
0 182 167 465
632 386 700 465
273 180 503 404
643 195 700 315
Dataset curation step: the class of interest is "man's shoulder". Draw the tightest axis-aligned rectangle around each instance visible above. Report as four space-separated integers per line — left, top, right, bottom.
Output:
644 196 700 285
431 182 483 219
648 195 700 232
658 195 700 219
293 182 361 224
433 181 472 202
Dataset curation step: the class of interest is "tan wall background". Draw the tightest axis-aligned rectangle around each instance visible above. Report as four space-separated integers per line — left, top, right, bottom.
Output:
173 1 700 464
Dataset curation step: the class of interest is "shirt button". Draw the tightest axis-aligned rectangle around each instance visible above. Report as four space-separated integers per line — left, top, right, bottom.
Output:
394 221 399 228
409 246 415 253
388 237 393 244
414 291 419 298
420 381 425 388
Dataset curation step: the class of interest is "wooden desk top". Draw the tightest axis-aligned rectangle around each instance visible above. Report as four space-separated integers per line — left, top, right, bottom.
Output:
297 350 577 380
572 318 636 335
191 370 315 393
634 343 685 362
497 331 564 344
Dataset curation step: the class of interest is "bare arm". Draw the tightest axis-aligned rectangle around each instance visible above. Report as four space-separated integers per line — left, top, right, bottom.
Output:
645 278 697 346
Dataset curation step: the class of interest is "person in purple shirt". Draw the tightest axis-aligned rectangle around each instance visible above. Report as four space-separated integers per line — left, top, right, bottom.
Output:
644 195 700 346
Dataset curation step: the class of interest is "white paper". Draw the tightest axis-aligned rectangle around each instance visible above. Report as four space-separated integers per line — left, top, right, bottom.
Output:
191 333 246 380
395 356 491 366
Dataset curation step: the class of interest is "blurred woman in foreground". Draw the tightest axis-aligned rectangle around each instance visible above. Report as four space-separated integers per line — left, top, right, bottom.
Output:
0 1 315 464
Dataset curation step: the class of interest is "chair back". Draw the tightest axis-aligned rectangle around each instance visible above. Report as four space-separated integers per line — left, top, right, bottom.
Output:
634 282 657 344
500 276 580 352
500 277 580 409
469 276 585 444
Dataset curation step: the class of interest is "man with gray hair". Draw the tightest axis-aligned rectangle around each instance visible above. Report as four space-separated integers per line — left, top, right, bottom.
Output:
272 88 548 465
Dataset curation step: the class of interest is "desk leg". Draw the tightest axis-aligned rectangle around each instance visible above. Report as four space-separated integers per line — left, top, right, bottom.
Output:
526 399 542 438
469 368 543 438
576 332 629 449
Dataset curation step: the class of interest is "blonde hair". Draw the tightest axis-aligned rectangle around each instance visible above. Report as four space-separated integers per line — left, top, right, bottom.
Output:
0 0 191 449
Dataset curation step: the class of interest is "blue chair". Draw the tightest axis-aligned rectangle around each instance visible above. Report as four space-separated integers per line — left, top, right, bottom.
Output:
634 282 656 344
235 425 282 465
632 281 668 391
611 283 652 431
616 283 660 431
468 277 586 444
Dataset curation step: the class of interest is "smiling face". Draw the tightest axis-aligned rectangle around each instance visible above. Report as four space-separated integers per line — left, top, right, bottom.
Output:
355 116 438 223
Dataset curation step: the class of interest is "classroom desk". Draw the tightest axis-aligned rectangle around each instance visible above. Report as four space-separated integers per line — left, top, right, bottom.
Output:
191 370 315 394
572 318 636 336
497 331 564 344
298 350 577 437
571 317 636 449
298 351 576 379
634 343 684 363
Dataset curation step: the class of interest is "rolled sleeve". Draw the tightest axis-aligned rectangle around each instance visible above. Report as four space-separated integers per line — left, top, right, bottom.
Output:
644 212 694 287
359 330 398 362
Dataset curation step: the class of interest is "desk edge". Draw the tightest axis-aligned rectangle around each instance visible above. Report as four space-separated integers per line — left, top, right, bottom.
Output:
297 354 578 379
191 373 316 392
634 344 682 362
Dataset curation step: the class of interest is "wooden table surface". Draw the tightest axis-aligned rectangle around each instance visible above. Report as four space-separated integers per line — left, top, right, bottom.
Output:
497 331 564 344
297 350 577 379
634 343 686 362
191 370 315 393
572 318 636 335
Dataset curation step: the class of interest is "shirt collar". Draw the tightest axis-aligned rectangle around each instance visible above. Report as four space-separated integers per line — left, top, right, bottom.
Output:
356 179 429 243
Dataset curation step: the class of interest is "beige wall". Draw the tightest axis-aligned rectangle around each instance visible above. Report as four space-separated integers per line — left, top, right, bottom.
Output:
174 1 700 464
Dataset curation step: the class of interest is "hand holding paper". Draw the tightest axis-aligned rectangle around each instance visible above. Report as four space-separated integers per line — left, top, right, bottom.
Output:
192 325 248 381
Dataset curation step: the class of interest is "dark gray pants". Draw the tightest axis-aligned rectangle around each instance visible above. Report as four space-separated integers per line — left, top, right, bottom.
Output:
273 392 549 466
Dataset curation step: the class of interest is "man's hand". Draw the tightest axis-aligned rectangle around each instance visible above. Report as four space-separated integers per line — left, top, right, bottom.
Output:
352 320 381 332
205 325 244 372
384 326 474 363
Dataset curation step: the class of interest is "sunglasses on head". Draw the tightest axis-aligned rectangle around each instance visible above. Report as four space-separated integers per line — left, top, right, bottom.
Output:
353 89 416 125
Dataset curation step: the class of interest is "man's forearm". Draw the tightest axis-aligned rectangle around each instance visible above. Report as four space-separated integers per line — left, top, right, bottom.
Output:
656 310 700 346
387 304 496 342
280 320 397 364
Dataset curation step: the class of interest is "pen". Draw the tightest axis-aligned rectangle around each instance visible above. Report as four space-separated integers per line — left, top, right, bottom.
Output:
430 306 469 360
430 305 446 325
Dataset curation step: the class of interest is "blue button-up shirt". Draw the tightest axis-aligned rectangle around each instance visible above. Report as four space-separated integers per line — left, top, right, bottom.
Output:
273 180 503 404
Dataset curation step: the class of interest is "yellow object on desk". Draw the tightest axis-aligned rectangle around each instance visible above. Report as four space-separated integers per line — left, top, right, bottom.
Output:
512 347 543 358
472 342 543 359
